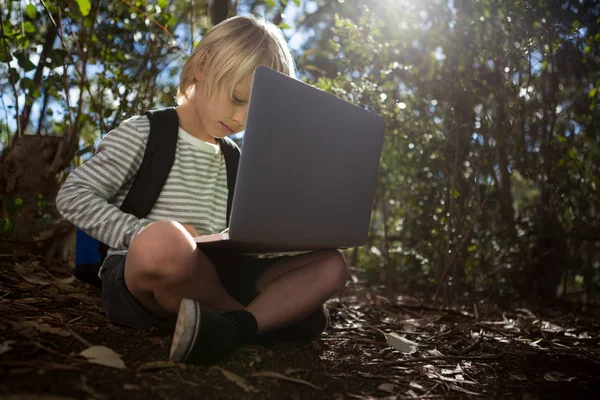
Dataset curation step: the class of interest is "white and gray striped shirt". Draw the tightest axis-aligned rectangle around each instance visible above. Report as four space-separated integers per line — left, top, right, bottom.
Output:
56 115 229 256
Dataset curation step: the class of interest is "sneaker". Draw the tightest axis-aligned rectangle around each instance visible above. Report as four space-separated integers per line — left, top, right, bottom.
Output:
169 299 240 364
261 306 331 343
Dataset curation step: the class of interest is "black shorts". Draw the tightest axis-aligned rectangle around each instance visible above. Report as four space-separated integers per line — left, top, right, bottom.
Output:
100 249 286 333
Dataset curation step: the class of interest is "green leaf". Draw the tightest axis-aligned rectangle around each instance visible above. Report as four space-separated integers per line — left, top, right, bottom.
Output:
0 45 12 63
14 52 36 72
157 0 168 8
20 77 34 91
264 0 276 7
1 218 15 233
9 68 20 83
23 21 36 34
24 4 37 19
281 0 288 5
294 0 300 6
75 0 91 17
278 22 291 29
454 189 460 199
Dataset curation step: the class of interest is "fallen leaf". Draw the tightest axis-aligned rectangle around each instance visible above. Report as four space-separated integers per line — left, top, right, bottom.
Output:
377 383 396 393
405 389 419 398
543 371 576 382
123 384 141 391
441 364 463 375
79 346 126 369
57 276 76 284
14 263 50 286
542 321 565 333
11 320 70 338
250 371 320 390
0 340 15 355
211 366 257 392
137 360 178 372
509 373 527 381
385 332 418 354
427 348 444 357
409 381 425 390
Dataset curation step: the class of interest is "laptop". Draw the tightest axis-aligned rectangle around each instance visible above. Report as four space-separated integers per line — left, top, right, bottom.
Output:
195 66 385 253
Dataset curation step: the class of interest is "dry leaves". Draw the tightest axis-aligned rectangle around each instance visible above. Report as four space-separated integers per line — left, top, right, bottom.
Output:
543 371 576 382
14 262 50 286
11 320 70 337
385 332 418 354
79 346 126 369
0 340 15 355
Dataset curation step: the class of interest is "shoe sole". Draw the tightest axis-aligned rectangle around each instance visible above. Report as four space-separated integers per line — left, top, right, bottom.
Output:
169 299 201 362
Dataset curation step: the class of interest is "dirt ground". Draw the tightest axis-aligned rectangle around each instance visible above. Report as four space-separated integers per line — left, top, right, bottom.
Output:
1 254 599 399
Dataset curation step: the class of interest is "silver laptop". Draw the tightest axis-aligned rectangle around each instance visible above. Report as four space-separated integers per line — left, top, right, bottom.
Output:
195 66 385 253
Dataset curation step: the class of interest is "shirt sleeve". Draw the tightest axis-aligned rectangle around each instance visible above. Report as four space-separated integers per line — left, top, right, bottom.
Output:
56 116 154 250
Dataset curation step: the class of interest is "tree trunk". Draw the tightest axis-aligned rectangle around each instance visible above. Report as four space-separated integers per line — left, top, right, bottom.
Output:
0 135 74 257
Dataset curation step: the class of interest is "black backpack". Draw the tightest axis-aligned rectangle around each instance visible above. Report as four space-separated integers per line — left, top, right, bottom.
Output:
74 108 240 287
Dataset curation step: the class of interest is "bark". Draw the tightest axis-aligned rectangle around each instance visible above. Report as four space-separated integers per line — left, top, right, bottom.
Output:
209 0 233 26
0 135 72 256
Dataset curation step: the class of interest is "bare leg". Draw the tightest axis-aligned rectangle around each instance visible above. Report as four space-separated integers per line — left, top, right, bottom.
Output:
124 220 244 317
247 250 348 334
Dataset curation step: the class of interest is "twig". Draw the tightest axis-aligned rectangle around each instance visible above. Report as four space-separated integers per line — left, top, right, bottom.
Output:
0 298 41 311
367 354 501 367
66 328 94 347
34 341 84 363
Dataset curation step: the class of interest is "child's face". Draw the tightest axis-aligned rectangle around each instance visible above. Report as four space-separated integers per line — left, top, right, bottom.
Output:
193 72 253 141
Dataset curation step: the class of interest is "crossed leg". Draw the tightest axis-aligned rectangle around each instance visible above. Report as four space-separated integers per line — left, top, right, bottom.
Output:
123 220 348 334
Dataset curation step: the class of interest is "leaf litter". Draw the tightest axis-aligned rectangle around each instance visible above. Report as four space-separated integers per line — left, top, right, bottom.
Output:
1 259 599 399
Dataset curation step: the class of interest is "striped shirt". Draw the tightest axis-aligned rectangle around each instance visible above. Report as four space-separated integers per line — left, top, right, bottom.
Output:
56 115 229 256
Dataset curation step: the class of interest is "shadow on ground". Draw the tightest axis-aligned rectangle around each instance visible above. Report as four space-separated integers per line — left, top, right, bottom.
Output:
1 255 599 399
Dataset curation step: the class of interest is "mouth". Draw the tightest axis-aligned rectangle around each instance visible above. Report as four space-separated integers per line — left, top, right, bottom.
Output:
220 122 235 134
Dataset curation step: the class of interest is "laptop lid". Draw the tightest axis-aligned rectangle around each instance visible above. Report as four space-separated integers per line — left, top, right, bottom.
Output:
228 66 385 251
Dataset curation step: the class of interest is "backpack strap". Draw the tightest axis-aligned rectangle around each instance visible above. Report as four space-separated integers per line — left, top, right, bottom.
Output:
217 136 241 226
97 108 179 262
120 108 179 217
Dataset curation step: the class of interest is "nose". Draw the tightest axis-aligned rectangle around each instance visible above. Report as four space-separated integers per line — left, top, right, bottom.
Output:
232 105 248 127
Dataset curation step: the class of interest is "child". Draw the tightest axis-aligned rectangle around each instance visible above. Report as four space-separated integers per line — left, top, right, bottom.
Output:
56 15 348 364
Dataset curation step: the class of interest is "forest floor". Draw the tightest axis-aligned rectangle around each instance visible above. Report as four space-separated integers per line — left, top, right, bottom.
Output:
1 254 599 400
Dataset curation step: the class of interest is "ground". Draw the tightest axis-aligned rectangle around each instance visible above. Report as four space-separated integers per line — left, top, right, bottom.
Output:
1 255 599 399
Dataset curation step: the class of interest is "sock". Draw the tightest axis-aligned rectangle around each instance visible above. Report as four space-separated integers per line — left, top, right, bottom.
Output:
224 310 258 344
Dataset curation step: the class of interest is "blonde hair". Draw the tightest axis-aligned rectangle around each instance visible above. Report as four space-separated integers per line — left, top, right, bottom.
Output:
177 15 296 104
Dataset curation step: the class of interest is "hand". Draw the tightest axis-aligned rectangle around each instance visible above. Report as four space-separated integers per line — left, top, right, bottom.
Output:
181 224 200 237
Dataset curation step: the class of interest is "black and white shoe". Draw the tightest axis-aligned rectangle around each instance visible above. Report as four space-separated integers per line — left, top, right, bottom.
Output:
169 299 240 364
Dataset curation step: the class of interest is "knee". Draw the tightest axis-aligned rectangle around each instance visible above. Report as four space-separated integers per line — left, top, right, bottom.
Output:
320 250 348 294
127 220 197 281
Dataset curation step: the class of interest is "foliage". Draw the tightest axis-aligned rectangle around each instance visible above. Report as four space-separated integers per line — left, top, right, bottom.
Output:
1 0 599 303
309 0 600 303
0 0 196 155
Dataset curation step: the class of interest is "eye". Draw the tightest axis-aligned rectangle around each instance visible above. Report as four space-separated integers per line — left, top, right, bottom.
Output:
232 95 245 105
